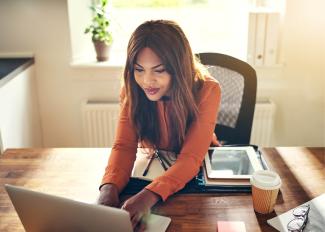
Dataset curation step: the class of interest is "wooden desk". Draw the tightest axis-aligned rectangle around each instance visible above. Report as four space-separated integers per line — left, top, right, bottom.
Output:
0 147 324 231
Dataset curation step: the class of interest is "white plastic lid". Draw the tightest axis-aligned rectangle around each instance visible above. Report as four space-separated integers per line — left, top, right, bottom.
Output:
250 170 282 190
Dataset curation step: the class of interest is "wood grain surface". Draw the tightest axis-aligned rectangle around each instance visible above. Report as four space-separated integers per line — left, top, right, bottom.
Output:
0 147 324 231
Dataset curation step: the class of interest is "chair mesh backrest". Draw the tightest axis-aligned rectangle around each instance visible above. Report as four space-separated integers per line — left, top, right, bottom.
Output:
207 65 244 128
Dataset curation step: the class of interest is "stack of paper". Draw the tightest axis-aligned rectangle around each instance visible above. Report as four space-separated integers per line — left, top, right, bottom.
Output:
202 166 251 186
202 146 267 187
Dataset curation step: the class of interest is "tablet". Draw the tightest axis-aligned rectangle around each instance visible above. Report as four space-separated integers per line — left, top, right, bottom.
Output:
204 146 264 179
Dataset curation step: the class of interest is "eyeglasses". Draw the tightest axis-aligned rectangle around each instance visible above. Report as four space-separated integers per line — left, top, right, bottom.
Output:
287 204 310 232
142 149 177 177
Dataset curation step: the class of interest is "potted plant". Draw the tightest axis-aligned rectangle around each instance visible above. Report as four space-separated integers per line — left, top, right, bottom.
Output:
85 0 113 62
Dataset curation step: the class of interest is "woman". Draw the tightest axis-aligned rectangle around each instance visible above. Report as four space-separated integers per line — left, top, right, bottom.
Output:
98 20 221 229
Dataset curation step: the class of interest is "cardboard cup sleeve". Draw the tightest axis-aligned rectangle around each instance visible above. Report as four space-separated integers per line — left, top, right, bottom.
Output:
250 170 281 214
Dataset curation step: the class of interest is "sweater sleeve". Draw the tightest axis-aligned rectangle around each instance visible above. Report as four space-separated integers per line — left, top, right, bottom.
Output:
145 81 221 201
100 93 138 193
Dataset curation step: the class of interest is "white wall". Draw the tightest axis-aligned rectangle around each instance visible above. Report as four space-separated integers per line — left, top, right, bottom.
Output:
256 0 325 146
281 0 325 146
0 65 43 151
0 0 122 147
0 0 324 147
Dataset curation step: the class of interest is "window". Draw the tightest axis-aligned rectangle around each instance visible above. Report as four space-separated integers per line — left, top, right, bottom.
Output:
110 0 251 61
68 0 284 66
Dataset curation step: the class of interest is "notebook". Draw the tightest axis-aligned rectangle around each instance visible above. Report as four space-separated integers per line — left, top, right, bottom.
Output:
132 148 176 181
5 184 171 232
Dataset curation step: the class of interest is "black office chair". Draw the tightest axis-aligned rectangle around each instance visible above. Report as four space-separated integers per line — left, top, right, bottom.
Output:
196 53 257 145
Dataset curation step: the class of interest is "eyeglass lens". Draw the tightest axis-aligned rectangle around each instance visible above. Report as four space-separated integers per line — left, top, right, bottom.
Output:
293 205 309 217
287 205 310 232
287 217 306 231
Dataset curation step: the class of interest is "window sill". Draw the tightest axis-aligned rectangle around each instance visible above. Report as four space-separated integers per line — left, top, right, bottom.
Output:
69 56 125 81
70 58 124 70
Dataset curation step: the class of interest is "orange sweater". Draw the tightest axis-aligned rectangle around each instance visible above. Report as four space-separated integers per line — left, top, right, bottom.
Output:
101 76 221 201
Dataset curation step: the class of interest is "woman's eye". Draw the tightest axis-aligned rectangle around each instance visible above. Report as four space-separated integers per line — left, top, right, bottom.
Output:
134 68 143 73
155 69 165 74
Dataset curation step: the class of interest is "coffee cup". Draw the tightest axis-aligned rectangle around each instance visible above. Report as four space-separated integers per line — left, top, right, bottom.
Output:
250 170 281 214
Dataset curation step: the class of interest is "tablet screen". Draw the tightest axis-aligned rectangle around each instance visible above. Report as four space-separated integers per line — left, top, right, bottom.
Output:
208 149 254 175
205 146 263 179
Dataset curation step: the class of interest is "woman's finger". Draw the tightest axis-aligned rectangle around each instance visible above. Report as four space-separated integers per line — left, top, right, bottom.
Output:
121 203 135 223
135 220 147 232
211 133 221 146
131 213 141 229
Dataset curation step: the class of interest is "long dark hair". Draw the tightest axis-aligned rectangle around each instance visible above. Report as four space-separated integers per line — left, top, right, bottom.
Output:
123 20 205 153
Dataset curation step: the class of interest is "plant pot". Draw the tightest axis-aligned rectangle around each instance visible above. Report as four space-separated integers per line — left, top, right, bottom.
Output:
93 40 111 62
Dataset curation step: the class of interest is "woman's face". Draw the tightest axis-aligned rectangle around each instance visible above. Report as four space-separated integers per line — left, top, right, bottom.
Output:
134 47 172 101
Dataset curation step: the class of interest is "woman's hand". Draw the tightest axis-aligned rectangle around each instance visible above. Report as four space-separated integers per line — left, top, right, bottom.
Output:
121 189 160 229
211 132 222 146
97 183 120 207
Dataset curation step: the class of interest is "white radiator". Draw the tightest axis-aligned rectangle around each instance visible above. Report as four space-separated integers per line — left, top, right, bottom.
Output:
250 99 276 146
82 99 275 148
82 101 120 147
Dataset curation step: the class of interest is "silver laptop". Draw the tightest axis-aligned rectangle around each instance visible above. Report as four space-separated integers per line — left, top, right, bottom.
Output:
5 184 171 232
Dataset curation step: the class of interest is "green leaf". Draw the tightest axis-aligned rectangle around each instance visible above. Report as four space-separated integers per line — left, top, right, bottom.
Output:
84 28 90 34
85 0 113 42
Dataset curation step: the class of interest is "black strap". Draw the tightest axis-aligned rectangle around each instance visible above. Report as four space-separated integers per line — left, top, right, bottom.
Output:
121 169 251 195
